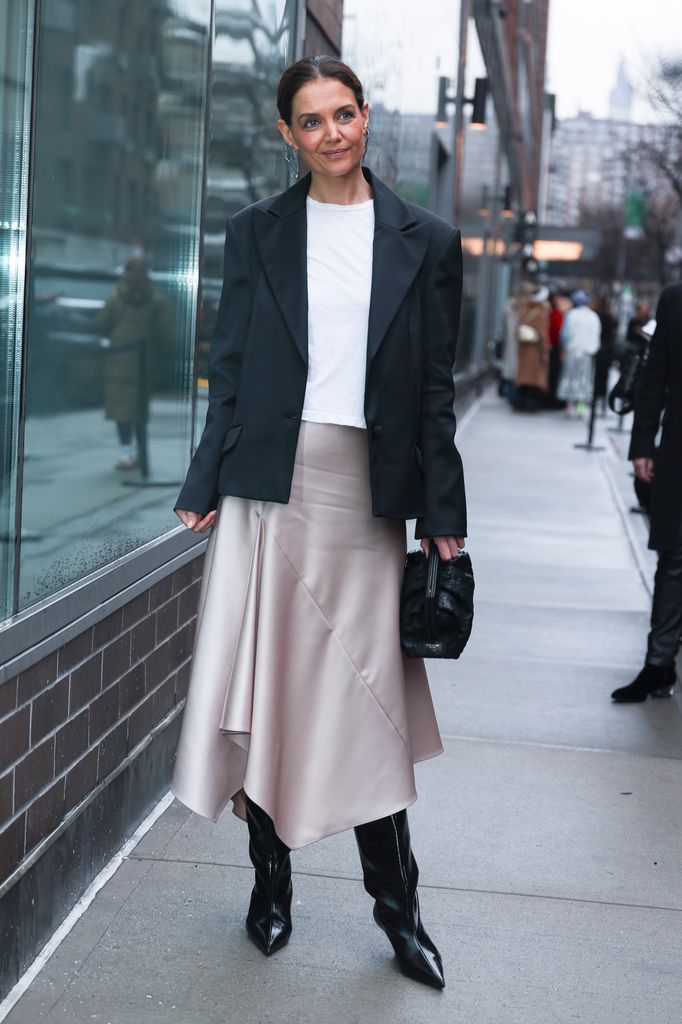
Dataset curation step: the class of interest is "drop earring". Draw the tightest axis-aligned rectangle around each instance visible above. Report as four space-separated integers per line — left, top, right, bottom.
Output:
362 127 370 162
284 143 300 182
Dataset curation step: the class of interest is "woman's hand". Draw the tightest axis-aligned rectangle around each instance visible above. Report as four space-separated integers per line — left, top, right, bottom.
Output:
176 508 217 533
420 535 466 560
633 458 654 484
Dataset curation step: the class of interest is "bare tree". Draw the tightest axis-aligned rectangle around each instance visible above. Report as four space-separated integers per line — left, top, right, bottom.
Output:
578 193 677 288
641 60 682 203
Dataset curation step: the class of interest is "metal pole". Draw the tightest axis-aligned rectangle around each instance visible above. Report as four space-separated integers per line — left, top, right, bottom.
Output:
453 0 471 226
574 357 605 452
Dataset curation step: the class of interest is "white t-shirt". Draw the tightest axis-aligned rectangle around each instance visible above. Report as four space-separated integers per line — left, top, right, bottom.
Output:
302 195 374 429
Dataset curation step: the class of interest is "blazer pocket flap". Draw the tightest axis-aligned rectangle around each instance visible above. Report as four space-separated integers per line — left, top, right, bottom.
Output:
222 424 243 453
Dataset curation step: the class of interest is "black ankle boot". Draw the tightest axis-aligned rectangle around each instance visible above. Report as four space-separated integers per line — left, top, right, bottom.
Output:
611 663 677 703
245 797 292 956
354 810 445 990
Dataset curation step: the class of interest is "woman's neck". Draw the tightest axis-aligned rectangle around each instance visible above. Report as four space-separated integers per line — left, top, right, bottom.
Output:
307 168 373 205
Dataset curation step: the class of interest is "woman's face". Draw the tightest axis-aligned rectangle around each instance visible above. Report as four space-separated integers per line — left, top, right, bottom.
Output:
278 77 368 179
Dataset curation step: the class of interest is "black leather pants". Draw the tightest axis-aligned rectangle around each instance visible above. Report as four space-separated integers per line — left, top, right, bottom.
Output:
647 536 682 667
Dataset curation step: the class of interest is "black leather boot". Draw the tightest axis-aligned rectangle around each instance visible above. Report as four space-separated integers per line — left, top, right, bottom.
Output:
611 663 677 703
245 797 293 956
354 809 445 989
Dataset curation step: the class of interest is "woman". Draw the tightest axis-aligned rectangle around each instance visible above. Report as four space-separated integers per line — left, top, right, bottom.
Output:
513 282 550 411
557 289 601 417
172 56 467 990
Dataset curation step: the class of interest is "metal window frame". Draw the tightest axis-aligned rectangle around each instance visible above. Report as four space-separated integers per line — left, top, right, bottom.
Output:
0 527 207 683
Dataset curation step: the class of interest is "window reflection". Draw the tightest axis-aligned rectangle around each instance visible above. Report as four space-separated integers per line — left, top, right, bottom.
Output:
20 0 211 610
196 0 295 392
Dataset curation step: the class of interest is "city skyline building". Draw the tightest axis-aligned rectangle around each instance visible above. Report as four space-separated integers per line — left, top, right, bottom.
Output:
545 110 669 226
609 58 634 122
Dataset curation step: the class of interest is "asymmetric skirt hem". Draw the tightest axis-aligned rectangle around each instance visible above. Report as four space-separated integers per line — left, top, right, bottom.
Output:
171 422 444 849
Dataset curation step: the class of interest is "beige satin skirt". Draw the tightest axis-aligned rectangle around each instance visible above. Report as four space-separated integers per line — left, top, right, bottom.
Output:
171 420 443 849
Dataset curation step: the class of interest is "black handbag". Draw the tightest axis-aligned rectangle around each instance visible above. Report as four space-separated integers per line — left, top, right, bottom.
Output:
400 546 474 659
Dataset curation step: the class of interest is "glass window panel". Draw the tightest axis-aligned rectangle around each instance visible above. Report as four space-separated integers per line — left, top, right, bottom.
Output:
194 0 297 409
0 0 35 622
19 0 211 610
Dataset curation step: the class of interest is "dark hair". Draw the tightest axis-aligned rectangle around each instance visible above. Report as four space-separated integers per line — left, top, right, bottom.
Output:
277 55 365 126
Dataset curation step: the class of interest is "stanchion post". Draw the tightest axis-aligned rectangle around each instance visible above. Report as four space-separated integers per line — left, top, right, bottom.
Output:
574 355 605 452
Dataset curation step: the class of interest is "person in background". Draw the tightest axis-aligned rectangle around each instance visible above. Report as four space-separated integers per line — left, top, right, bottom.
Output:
592 295 618 414
547 289 569 409
95 259 171 473
612 282 682 702
625 299 652 356
513 283 550 412
557 289 601 417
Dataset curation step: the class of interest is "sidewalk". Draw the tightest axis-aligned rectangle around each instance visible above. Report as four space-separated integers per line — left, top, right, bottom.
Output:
4 392 682 1024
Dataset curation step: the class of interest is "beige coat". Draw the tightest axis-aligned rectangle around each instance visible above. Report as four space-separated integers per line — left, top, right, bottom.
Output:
515 299 550 390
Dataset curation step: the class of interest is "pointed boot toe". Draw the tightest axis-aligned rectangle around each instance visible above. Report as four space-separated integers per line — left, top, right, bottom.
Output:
611 680 649 703
373 904 445 988
612 664 677 703
246 892 292 956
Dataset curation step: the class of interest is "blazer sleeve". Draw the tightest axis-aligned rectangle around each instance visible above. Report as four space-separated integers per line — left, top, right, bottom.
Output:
628 289 669 461
174 217 252 515
414 228 467 540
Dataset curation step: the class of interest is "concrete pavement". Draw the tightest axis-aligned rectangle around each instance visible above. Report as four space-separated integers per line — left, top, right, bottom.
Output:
5 391 682 1024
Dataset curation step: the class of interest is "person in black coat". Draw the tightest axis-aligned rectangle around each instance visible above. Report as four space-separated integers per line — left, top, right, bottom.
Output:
612 282 682 701
592 295 617 410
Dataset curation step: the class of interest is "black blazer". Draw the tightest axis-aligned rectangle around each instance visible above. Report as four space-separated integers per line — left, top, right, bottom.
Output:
629 282 682 551
175 167 467 539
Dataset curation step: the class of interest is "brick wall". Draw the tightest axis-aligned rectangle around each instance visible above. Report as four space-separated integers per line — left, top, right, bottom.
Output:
0 555 203 889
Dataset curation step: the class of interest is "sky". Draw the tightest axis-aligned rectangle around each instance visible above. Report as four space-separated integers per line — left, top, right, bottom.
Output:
547 0 679 122
343 0 679 123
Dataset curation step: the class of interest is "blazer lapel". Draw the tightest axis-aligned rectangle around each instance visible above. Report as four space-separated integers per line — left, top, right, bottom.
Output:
253 176 310 368
365 169 431 366
251 169 430 370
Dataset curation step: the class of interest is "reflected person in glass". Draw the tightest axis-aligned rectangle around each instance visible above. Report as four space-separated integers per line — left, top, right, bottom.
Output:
172 56 467 989
94 259 171 474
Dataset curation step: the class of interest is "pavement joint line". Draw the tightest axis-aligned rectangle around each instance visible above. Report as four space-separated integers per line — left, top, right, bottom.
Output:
437 732 682 759
124 855 682 916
